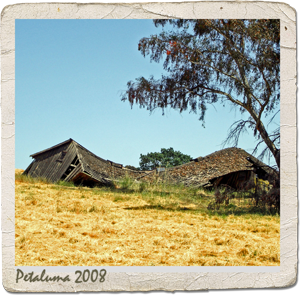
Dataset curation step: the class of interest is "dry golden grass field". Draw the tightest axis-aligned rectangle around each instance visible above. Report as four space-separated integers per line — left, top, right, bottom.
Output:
15 169 280 266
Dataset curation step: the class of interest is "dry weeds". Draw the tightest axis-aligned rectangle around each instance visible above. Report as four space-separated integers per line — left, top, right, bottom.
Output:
15 170 280 266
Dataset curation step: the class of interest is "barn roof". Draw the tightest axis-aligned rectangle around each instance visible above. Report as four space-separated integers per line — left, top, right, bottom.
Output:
198 147 275 176
30 138 73 157
162 147 278 186
30 138 115 165
194 147 270 172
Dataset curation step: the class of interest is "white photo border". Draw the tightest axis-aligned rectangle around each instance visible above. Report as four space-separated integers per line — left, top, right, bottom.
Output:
1 1 297 291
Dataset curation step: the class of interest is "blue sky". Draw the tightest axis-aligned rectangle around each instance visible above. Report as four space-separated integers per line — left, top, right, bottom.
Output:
16 19 279 169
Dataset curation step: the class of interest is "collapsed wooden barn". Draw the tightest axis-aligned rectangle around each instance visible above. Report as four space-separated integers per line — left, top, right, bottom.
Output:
23 139 278 190
23 138 145 186
141 147 278 189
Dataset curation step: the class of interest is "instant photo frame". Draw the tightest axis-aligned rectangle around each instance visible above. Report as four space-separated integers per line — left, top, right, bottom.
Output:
1 1 297 292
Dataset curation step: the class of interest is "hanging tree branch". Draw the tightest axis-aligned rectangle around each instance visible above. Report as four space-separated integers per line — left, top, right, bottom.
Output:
122 19 280 169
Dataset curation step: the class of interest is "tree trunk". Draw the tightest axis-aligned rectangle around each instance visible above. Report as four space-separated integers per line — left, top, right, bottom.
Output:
248 107 280 170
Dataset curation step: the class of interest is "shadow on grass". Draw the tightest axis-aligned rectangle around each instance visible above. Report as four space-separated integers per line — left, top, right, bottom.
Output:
124 204 195 212
207 205 279 217
101 186 173 197
124 203 279 217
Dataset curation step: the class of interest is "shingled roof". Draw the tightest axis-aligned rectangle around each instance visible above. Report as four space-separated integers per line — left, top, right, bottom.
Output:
151 147 278 187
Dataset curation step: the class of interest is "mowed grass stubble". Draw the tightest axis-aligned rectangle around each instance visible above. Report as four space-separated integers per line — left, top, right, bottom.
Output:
15 170 280 266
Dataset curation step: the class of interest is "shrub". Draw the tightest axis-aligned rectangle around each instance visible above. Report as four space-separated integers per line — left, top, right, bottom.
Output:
139 181 147 192
119 175 134 190
207 177 280 215
212 185 233 209
56 180 76 187
260 187 280 213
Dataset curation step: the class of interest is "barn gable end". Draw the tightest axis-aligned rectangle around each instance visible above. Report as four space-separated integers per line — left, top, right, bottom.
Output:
24 139 78 183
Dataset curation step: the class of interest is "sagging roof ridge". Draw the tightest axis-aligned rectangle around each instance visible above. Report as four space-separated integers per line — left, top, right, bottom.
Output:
201 147 274 169
72 141 108 164
165 146 274 173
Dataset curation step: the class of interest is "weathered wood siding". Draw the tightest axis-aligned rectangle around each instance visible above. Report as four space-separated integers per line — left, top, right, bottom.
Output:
26 141 77 182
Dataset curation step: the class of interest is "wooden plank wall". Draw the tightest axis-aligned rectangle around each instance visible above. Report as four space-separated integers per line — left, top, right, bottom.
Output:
26 142 77 182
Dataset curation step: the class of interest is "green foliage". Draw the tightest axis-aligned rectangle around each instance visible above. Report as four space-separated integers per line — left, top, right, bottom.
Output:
209 180 279 214
119 175 134 190
56 180 76 187
122 19 280 169
15 173 51 185
139 147 192 170
139 181 147 192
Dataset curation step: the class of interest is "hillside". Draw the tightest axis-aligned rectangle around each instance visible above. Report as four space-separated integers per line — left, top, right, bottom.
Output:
15 170 280 266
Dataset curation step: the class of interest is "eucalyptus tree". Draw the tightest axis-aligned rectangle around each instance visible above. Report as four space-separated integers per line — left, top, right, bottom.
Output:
122 19 280 170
